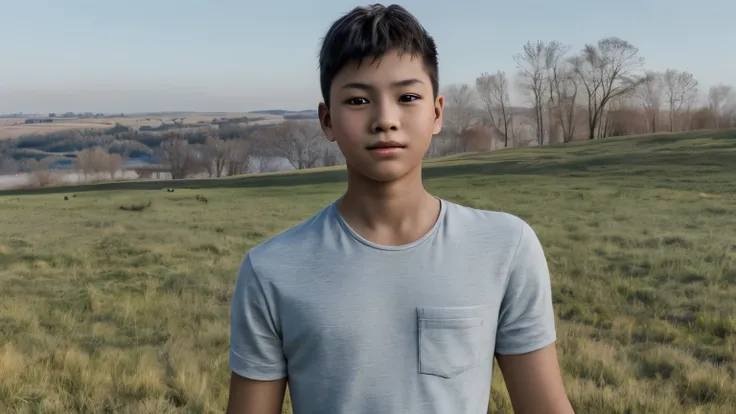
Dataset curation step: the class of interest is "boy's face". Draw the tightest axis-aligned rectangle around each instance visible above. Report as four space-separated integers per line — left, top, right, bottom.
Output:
318 50 443 183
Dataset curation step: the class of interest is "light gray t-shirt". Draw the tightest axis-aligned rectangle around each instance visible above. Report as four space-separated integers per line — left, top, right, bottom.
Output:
229 197 557 414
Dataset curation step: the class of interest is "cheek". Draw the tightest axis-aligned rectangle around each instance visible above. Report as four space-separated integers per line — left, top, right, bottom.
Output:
332 110 365 141
404 106 438 133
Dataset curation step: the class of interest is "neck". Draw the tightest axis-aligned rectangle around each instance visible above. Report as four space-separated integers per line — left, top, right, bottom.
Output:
337 166 441 245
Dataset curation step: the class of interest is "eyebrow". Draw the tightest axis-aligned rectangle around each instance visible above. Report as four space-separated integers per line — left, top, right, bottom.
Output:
340 78 424 90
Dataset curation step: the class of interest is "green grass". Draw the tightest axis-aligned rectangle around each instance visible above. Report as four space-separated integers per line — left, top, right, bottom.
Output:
1 129 735 413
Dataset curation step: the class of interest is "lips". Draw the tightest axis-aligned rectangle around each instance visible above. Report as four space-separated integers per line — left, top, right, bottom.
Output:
366 141 406 150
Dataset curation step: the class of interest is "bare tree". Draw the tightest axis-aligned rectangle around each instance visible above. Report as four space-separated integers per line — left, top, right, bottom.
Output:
74 149 95 182
510 116 537 147
160 134 203 179
90 150 110 178
74 148 120 182
552 60 580 142
514 41 549 145
258 157 282 173
204 134 229 177
442 84 479 152
476 71 513 147
544 43 578 143
106 153 123 180
690 106 716 130
266 120 325 170
637 71 664 133
573 37 646 139
226 140 253 176
726 90 736 128
708 84 733 129
23 157 56 187
603 94 645 136
663 69 699 132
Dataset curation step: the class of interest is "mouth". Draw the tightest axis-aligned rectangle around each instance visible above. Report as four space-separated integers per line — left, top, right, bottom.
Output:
366 141 407 151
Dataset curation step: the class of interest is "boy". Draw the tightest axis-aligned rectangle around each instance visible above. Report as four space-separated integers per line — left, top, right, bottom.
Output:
227 4 574 414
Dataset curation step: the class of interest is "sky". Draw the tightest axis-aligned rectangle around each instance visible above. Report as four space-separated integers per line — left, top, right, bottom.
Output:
1 0 734 114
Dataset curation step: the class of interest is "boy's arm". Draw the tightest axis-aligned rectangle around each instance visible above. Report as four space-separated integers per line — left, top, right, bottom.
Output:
227 253 288 414
494 220 574 414
496 344 573 414
226 373 286 414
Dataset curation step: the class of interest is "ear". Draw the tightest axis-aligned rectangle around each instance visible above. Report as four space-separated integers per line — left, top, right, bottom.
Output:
318 102 335 142
432 95 444 135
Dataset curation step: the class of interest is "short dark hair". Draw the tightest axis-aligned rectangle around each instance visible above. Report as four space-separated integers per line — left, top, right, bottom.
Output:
318 4 439 108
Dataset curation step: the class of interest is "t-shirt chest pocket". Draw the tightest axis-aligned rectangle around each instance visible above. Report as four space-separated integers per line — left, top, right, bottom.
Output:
416 305 493 379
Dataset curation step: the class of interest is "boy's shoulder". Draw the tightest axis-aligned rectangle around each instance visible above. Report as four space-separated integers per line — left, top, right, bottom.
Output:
244 202 336 270
443 199 533 242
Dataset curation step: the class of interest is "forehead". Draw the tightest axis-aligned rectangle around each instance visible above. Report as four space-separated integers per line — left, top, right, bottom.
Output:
333 50 431 87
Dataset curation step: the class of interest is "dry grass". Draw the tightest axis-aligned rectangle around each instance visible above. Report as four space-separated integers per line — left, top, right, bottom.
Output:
0 113 282 140
0 123 111 139
0 130 735 413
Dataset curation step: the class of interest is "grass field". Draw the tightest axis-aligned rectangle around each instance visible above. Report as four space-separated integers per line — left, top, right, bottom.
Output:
1 130 735 413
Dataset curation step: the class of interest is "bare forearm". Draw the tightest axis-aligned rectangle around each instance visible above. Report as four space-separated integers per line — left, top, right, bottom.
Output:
497 345 574 414
226 372 287 414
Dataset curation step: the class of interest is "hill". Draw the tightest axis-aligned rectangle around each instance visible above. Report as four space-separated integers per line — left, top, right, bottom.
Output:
0 130 735 413
0 112 274 141
248 109 318 119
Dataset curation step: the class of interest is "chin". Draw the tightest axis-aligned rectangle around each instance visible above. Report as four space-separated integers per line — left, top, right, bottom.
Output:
353 163 418 183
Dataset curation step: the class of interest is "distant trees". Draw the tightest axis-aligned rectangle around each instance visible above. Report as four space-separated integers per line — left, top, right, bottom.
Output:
637 71 665 133
573 37 646 139
709 84 734 129
23 157 56 187
548 48 579 143
442 84 480 152
514 41 549 145
159 134 207 180
203 134 229 178
199 134 255 177
262 120 326 170
663 69 699 132
108 140 152 158
724 92 736 128
74 148 124 182
476 71 513 147
225 140 253 176
150 120 341 180
106 152 124 180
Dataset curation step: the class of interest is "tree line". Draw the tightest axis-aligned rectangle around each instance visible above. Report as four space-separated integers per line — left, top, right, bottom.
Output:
441 37 736 148
152 120 345 180
0 120 346 185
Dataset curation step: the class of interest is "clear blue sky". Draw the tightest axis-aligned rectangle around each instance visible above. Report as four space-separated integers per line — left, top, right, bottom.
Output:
1 0 734 114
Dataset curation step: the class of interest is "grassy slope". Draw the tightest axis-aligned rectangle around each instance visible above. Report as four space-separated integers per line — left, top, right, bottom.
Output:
0 130 735 413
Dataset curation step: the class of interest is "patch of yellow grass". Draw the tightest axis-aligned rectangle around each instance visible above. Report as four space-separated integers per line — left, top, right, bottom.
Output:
0 113 280 140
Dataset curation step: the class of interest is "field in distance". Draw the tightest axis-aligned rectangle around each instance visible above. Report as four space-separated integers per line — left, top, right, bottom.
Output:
0 112 282 140
0 130 735 413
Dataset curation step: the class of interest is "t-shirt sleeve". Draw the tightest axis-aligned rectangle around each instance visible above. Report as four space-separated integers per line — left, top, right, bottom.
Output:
229 253 287 380
495 219 557 355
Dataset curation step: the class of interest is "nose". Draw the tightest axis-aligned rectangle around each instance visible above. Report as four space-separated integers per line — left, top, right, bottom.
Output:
370 99 400 133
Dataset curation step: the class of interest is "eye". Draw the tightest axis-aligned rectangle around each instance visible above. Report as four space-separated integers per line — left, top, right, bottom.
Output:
346 97 369 105
399 94 420 103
